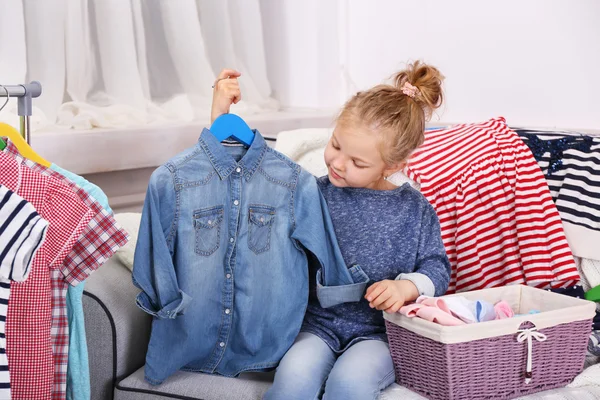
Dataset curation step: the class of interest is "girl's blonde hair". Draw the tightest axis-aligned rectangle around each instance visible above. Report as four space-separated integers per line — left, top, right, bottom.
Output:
338 61 444 165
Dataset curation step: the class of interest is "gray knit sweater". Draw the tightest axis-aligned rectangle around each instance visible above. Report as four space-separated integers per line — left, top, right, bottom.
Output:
301 176 450 352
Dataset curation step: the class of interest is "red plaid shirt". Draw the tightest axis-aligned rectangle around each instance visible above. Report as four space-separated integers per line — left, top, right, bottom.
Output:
5 142 129 400
0 145 95 400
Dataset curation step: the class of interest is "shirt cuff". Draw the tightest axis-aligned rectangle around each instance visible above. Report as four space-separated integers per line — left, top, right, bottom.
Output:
316 265 370 308
135 290 191 319
396 272 435 297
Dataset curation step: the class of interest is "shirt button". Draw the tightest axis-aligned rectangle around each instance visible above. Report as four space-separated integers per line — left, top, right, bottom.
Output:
230 237 234 243
233 200 239 206
219 342 225 347
225 309 231 314
226 273 231 279
236 167 241 173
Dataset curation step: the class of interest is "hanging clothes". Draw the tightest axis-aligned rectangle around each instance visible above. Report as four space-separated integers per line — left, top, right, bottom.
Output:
515 129 600 262
49 164 114 400
404 117 580 293
133 129 369 384
0 185 48 400
2 142 129 400
1 139 128 400
0 142 95 400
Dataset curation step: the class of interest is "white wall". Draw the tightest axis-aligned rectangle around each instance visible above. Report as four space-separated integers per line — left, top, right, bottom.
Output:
261 0 341 110
262 0 600 130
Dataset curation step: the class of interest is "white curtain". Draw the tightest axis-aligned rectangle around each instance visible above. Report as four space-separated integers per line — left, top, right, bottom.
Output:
0 0 277 131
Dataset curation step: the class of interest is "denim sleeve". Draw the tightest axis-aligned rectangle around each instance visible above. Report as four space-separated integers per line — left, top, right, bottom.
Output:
291 170 369 308
132 166 191 319
411 202 451 297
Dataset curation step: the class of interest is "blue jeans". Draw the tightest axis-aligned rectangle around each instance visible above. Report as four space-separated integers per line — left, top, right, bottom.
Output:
264 332 395 400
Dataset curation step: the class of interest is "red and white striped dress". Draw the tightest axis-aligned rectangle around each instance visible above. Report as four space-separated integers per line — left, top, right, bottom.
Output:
405 117 580 293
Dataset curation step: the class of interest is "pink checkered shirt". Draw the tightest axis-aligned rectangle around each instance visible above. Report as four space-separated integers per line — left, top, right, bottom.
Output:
4 142 129 400
1 145 95 400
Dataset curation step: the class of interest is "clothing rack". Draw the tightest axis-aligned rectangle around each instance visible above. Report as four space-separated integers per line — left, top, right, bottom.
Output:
0 81 42 145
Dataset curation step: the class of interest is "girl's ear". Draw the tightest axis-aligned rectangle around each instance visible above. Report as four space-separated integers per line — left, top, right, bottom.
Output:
384 161 405 177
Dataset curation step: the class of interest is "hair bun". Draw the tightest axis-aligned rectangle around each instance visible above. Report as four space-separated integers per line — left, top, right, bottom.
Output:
393 61 444 117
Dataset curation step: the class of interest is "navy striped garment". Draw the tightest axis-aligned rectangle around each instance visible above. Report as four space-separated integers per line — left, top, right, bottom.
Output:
515 129 600 261
0 184 48 398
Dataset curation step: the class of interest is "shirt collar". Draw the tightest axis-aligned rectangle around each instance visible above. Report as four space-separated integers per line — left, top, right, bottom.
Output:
4 140 22 159
198 128 267 181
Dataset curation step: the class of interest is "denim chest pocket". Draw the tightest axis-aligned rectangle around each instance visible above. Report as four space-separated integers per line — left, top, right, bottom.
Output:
248 205 275 254
193 206 224 256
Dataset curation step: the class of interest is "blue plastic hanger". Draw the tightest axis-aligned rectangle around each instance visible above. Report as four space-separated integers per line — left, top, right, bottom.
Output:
210 113 254 146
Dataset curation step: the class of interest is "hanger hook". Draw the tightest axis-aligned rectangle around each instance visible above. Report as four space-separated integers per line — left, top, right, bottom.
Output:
0 85 9 113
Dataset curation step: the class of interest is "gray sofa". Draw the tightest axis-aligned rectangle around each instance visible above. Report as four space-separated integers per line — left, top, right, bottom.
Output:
83 256 274 400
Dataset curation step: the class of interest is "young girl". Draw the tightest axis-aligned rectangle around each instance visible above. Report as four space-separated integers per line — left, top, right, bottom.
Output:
212 63 451 400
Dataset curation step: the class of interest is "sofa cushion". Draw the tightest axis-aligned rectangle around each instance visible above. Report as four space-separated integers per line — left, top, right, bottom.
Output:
115 367 274 400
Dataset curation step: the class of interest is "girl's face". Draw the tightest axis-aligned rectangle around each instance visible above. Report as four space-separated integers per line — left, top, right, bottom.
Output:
324 122 402 190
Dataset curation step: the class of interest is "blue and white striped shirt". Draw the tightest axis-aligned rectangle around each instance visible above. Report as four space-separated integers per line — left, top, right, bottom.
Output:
0 184 48 398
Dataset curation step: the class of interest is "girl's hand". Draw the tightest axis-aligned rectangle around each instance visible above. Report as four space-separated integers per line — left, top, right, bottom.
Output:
211 69 242 123
365 279 419 313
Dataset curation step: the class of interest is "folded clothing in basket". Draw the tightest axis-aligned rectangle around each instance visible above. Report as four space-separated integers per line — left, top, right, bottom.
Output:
399 295 534 326
443 296 497 323
399 298 465 326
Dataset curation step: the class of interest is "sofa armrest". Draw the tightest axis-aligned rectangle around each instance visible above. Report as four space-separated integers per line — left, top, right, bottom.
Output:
84 257 151 400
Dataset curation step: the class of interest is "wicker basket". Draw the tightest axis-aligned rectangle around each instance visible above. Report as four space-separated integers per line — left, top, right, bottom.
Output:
383 285 596 400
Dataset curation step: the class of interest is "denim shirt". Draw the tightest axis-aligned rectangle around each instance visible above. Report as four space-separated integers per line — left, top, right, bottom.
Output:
132 130 369 384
